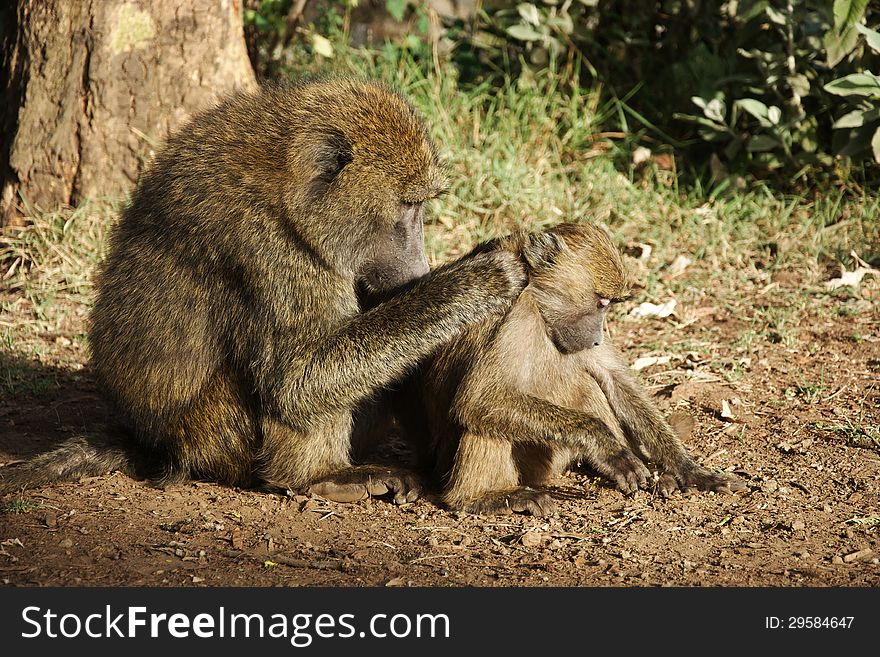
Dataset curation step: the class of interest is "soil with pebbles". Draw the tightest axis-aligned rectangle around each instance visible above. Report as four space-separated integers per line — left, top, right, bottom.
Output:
0 277 877 587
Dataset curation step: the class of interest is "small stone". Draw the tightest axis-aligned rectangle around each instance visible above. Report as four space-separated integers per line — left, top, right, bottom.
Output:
44 512 58 529
59 538 73 548
823 505 832 513
832 555 844 565
192 576 205 583
521 531 543 547
762 479 778 493
843 548 874 563
791 520 805 531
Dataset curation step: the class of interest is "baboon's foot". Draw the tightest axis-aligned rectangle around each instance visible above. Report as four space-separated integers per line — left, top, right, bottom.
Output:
308 465 421 505
655 463 746 498
598 449 652 495
455 487 556 516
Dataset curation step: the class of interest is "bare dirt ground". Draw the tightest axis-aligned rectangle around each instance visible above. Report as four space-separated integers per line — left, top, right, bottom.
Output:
1 266 878 587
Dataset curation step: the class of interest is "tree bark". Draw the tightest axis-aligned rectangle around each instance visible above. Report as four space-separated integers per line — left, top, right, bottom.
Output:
1 0 256 227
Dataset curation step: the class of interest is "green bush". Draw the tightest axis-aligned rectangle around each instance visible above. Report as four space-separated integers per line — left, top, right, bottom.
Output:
243 0 880 184
451 1 880 182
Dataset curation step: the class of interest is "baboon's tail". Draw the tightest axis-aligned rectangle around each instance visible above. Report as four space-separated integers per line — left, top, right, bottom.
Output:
0 434 143 495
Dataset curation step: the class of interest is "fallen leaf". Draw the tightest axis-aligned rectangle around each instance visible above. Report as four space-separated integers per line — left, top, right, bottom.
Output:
632 355 672 371
824 266 878 290
720 399 736 421
632 146 652 166
667 255 692 277
385 577 407 587
629 300 677 319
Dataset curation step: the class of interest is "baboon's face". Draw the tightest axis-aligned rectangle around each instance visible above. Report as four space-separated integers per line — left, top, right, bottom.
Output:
359 200 430 294
526 226 628 355
544 297 611 354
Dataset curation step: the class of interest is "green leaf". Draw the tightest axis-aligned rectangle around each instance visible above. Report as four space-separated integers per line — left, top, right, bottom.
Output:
832 0 869 33
872 126 880 162
737 0 769 23
506 24 543 41
824 72 880 98
855 23 880 54
704 98 726 123
837 125 875 156
832 108 880 129
517 3 541 26
385 0 408 22
824 27 860 67
765 6 786 25
826 0 870 65
673 113 728 133
311 33 334 58
787 74 810 98
736 98 771 127
747 134 780 152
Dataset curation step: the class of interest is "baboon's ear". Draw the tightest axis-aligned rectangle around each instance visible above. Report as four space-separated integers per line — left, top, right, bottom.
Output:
523 231 565 270
312 129 353 189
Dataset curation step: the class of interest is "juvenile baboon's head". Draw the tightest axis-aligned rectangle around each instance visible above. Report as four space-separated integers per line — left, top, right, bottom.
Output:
522 223 630 354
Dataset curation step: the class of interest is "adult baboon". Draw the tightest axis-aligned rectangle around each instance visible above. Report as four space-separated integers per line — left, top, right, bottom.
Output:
0 80 527 503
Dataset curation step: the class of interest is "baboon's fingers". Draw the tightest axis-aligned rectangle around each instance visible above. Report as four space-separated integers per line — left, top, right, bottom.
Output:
457 487 554 516
375 471 421 505
656 473 679 498
605 450 651 494
708 474 747 494
672 465 747 495
365 479 391 497
508 491 556 516
308 481 369 503
309 466 421 505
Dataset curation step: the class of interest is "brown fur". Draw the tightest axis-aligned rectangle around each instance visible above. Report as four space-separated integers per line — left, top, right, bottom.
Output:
0 79 527 501
416 222 745 515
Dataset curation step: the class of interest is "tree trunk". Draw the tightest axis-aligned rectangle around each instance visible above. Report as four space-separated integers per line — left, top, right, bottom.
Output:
0 0 256 227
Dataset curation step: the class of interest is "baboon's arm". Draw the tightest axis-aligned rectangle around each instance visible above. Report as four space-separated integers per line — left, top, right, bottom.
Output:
279 251 524 424
585 347 746 493
454 390 650 493
584 350 693 470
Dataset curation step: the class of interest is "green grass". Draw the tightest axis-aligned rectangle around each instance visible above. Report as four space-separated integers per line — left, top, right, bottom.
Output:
1 200 114 336
0 495 52 514
815 421 880 449
1 46 878 329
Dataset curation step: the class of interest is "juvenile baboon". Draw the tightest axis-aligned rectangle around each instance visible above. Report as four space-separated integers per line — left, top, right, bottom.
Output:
0 80 527 502
416 223 745 515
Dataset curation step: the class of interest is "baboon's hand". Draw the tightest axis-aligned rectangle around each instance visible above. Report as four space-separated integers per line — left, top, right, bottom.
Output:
468 249 528 302
600 448 652 495
458 487 556 516
308 465 421 505
655 463 746 497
